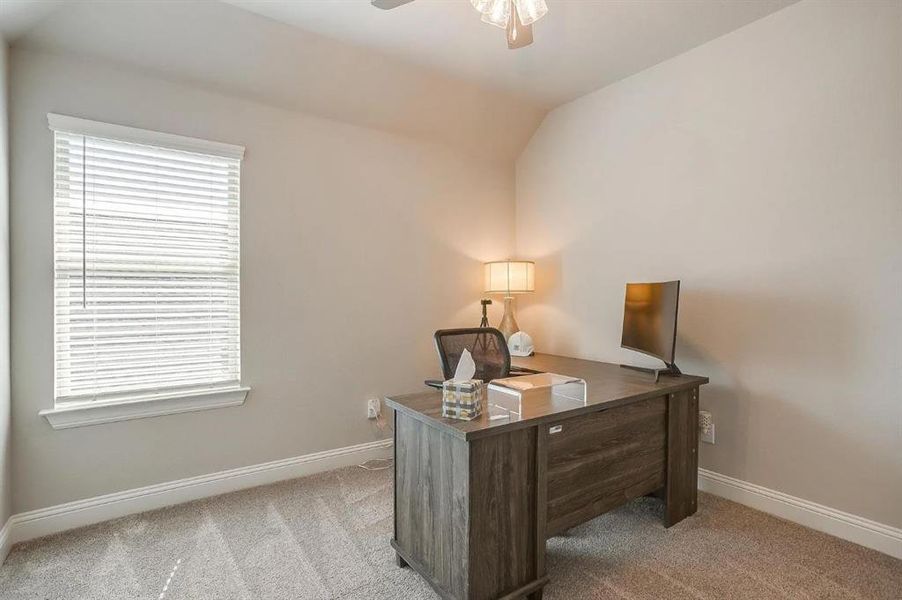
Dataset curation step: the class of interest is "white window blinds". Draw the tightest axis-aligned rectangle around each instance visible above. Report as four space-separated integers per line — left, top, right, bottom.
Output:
50 115 244 405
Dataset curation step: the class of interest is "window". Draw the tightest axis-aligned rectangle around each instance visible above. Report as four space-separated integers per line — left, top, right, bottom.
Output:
43 114 247 429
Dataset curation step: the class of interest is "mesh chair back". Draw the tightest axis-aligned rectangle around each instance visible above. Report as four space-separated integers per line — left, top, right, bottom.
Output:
433 328 511 383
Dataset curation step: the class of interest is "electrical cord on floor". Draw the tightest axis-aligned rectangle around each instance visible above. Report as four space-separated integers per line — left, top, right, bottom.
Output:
358 458 393 471
372 406 392 434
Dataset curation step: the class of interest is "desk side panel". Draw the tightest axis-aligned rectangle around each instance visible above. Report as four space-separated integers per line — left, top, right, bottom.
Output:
469 427 538 600
395 411 470 598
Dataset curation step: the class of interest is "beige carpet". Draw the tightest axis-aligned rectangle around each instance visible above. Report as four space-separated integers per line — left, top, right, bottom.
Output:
1 465 899 599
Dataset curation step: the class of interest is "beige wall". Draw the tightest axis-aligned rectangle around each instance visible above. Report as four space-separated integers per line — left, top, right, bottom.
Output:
516 0 901 527
8 0 901 532
0 39 11 529
10 48 514 513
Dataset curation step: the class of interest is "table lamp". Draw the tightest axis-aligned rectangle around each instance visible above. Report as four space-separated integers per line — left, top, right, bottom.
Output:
484 260 535 341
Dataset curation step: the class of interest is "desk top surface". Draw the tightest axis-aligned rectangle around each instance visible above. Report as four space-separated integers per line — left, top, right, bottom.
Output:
385 353 708 441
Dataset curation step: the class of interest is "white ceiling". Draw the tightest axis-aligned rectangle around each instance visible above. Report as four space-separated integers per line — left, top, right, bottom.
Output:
224 0 798 107
0 0 64 39
1 0 800 108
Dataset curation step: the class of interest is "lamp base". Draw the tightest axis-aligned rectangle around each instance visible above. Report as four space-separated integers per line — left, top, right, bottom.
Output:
498 297 519 341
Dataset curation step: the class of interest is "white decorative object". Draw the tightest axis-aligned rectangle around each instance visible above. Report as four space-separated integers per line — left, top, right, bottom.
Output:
508 331 534 357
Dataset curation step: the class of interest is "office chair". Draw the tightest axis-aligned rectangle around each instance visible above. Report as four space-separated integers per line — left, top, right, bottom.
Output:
425 327 538 389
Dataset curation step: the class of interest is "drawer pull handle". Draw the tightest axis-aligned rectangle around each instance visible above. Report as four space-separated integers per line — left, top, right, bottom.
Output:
549 425 563 434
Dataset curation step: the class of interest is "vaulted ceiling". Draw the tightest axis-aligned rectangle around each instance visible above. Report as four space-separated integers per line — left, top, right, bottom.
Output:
225 0 797 106
2 0 798 162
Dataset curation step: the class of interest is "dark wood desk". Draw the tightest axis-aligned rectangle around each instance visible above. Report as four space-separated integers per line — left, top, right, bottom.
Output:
386 353 708 600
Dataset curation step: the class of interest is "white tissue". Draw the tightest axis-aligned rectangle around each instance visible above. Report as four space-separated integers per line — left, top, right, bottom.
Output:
452 348 477 382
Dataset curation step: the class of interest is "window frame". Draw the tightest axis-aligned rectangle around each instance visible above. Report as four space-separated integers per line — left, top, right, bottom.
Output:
40 114 249 429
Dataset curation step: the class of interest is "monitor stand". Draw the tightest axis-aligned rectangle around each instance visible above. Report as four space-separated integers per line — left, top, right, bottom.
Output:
620 362 682 384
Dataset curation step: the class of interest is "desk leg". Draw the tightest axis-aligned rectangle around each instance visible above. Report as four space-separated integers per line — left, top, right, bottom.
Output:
534 425 548 594
665 387 699 527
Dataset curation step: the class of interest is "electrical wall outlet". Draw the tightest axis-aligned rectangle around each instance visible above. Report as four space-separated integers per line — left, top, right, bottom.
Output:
367 398 381 420
699 410 715 444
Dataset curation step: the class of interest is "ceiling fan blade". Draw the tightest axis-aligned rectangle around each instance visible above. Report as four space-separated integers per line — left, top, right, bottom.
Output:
371 0 416 9
507 15 533 49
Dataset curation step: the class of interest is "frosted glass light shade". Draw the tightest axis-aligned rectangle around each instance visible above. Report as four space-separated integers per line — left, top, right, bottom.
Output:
480 0 510 28
484 261 535 294
513 0 548 26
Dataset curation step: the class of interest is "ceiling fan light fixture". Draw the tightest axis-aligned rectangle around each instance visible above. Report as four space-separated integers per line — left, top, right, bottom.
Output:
512 0 548 27
473 0 511 29
376 0 546 49
506 6 534 49
470 0 548 30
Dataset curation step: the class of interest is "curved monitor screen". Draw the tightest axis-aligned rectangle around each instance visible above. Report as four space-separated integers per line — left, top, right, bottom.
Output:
620 281 680 364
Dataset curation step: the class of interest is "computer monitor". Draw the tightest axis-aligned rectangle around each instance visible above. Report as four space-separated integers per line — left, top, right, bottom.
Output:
620 280 681 379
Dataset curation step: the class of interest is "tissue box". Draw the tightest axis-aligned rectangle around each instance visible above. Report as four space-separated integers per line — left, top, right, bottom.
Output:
442 379 484 420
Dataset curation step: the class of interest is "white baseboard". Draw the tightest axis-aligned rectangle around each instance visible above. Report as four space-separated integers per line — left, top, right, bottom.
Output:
0 516 11 565
3 438 392 554
3 447 898 566
699 468 902 560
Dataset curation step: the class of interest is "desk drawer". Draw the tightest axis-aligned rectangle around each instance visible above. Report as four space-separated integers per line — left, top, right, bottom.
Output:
545 396 667 534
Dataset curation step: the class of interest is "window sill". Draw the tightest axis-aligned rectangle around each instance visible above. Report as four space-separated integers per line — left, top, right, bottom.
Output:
39 386 250 430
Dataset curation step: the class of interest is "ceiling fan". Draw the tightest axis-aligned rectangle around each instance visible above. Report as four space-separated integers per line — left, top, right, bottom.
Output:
371 0 548 50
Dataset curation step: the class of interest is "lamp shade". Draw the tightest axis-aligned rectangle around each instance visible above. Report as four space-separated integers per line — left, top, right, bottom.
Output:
484 260 535 294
